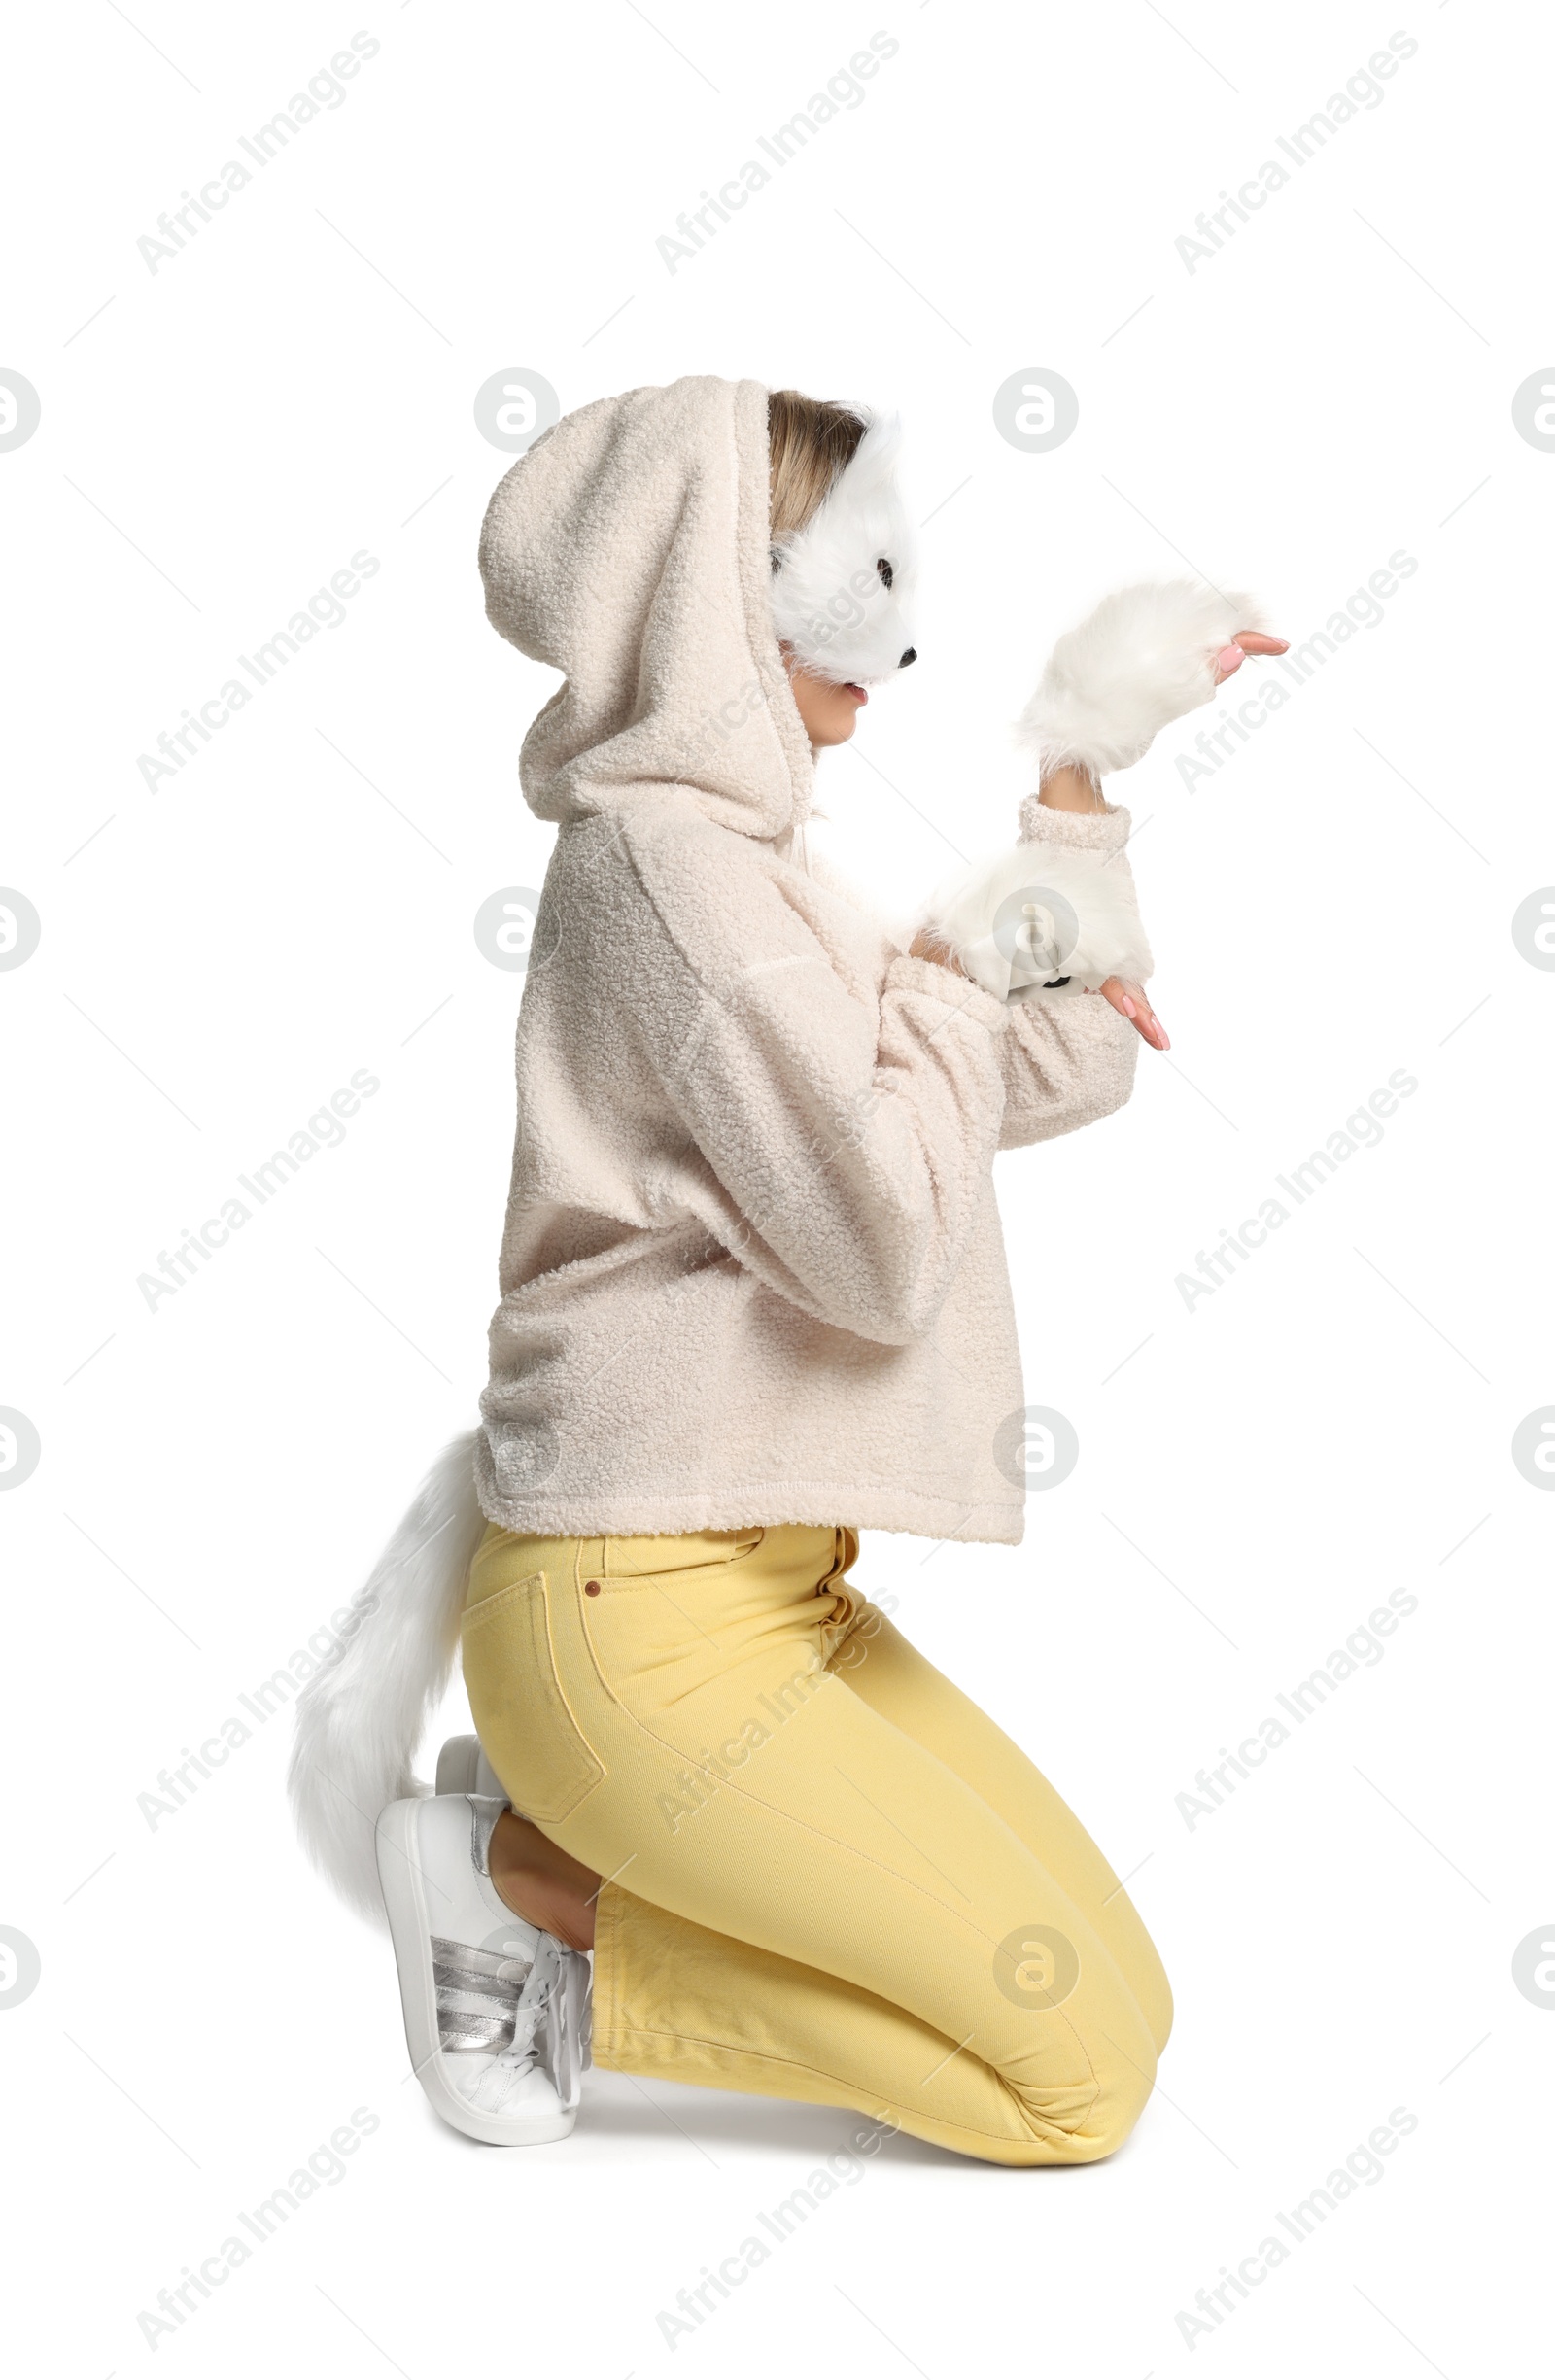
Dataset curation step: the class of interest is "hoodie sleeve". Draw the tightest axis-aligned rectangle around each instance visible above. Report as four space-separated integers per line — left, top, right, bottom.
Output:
995 795 1140 1151
623 836 1011 1346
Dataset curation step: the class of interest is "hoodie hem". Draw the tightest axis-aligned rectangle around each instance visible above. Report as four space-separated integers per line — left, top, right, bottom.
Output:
474 1477 1023 1547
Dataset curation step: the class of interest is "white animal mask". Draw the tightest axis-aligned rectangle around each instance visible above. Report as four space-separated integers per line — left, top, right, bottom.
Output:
768 412 918 686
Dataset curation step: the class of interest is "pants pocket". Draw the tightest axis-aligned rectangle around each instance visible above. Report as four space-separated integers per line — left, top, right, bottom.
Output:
462 1571 605 1826
601 1528 766 1579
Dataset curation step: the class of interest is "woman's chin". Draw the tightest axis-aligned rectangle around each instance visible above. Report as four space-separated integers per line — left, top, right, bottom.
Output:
821 682 871 744
787 659 873 747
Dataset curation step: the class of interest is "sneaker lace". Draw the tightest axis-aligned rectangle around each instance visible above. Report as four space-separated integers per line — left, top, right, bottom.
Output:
432 1932 588 2109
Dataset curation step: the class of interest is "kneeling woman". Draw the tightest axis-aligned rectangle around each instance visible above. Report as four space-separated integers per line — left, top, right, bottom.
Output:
296 376 1276 2163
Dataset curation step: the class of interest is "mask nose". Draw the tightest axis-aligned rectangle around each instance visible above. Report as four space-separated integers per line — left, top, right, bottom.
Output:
899 646 917 669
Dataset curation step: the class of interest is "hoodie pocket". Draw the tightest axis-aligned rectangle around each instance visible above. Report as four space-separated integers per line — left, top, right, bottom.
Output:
462 1572 605 1827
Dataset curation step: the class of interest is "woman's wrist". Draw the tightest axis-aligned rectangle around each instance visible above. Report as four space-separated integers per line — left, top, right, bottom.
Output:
1036 763 1107 814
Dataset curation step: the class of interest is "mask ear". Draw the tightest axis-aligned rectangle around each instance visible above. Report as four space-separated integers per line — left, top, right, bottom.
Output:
842 410 902 495
769 409 918 685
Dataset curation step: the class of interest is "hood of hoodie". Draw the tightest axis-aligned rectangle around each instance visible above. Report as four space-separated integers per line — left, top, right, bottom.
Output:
478 374 816 842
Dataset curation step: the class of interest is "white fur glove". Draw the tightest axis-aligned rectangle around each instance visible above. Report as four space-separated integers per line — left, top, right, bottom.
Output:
921 579 1264 1002
1017 579 1267 779
927 837 1152 1003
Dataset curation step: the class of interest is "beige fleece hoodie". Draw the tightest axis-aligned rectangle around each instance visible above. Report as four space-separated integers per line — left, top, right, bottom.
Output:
474 375 1140 1544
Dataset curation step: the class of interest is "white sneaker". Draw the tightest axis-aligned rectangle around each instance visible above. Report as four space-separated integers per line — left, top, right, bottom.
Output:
433 1733 507 1801
375 1793 591 2146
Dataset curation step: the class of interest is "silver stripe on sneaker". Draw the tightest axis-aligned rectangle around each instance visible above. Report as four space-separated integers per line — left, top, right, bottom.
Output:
432 1935 532 2055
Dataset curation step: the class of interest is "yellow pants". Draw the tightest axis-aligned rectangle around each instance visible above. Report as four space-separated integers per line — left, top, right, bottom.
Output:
463 1521 1170 2167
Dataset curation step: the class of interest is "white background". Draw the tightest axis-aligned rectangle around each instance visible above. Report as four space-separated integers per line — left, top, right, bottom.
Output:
3 1 1550 2372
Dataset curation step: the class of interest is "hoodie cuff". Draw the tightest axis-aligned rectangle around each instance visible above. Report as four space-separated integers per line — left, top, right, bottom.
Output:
884 952 1008 1032
1017 792 1134 856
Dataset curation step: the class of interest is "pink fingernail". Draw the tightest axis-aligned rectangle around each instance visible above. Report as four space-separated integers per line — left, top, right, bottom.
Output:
1215 643 1242 674
1122 995 1137 1018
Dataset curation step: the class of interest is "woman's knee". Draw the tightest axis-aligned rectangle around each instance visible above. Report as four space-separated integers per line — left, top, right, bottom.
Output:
1109 1907 1174 2059
1004 2020 1158 2164
1079 2042 1156 2160
1136 1956 1174 2059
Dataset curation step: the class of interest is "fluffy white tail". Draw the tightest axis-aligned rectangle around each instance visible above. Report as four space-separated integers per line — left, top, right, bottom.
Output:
287 1430 488 1926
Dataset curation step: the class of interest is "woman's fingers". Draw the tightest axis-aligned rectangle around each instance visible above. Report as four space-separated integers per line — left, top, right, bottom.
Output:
1099 975 1169 1050
1214 628 1290 684
908 925 966 974
912 934 1166 1048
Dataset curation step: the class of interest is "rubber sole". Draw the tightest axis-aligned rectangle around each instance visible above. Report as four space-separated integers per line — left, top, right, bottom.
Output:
374 1798 577 2148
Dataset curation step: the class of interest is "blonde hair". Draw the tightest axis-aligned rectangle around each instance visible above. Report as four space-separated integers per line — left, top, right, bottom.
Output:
767 389 866 541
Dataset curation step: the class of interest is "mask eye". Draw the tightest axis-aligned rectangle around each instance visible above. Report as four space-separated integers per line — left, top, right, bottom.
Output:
876 557 893 591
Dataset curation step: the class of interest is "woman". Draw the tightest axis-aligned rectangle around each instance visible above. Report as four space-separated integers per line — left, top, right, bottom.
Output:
294 375 1279 2164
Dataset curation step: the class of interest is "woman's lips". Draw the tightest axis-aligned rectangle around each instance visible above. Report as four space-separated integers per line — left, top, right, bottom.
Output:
843 682 868 705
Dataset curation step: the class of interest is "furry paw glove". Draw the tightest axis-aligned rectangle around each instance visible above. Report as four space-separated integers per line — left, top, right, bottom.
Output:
1016 579 1267 780
929 834 1152 1004
921 579 1264 1002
